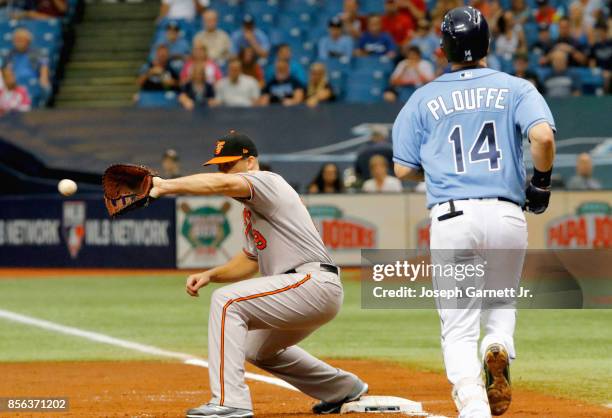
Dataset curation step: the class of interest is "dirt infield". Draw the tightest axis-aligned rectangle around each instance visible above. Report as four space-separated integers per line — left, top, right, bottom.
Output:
1 360 609 418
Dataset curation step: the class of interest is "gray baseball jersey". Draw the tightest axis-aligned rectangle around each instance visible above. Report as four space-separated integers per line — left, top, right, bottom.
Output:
204 169 360 411
237 170 334 275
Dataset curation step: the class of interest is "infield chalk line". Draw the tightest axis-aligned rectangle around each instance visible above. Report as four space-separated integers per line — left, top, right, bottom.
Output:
0 308 297 391
0 308 452 417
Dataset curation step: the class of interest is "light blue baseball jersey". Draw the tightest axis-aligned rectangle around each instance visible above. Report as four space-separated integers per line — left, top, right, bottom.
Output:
392 67 555 208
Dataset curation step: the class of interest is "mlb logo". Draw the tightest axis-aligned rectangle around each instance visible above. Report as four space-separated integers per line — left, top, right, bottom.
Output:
460 71 474 79
62 201 86 259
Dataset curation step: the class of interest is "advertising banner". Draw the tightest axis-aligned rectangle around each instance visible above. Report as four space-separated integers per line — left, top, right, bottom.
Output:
175 196 245 269
303 194 410 265
0 196 175 267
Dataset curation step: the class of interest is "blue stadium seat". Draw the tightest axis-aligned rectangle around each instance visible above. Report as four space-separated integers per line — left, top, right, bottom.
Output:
344 84 383 103
328 69 346 99
352 56 394 74
243 0 280 18
360 0 385 14
524 22 539 47
321 1 343 17
283 0 321 14
574 67 604 95
397 86 416 102
348 68 387 89
535 67 552 82
137 91 180 108
268 28 290 47
277 13 313 32
322 57 351 74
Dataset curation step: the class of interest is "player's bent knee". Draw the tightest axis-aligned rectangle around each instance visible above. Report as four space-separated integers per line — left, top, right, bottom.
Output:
210 287 233 308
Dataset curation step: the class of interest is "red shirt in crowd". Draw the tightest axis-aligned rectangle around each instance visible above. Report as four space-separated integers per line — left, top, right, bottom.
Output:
382 12 414 45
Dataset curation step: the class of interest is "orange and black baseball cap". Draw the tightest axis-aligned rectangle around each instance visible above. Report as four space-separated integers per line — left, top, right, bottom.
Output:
203 131 258 166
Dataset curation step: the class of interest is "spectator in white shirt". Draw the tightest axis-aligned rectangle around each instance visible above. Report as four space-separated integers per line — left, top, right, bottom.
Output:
192 9 231 63
210 58 260 107
362 155 403 193
158 0 208 22
384 45 433 101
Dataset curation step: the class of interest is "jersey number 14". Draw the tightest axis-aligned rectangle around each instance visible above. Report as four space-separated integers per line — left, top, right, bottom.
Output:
448 121 502 173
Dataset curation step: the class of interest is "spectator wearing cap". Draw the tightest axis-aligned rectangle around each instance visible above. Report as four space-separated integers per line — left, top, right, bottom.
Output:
137 44 180 92
1 28 50 93
512 53 542 92
152 22 191 61
265 44 307 85
533 0 558 25
193 9 231 64
230 14 270 58
543 50 582 97
161 149 182 178
567 153 602 190
355 15 396 58
318 17 354 62
158 0 208 22
381 0 414 46
259 59 305 106
0 65 31 113
409 19 439 61
588 22 611 93
552 17 588 66
180 44 222 85
340 0 367 39
211 58 260 107
178 62 214 110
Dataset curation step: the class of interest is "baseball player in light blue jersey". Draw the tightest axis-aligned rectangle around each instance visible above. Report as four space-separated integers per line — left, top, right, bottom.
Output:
392 6 556 418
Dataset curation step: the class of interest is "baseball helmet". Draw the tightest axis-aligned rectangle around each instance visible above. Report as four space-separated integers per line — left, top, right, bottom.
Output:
441 6 490 63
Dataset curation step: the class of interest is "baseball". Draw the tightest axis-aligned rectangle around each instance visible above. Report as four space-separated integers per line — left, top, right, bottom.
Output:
58 179 78 196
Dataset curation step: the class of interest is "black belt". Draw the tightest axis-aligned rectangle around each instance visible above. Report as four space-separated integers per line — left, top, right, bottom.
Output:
437 197 520 221
285 263 339 275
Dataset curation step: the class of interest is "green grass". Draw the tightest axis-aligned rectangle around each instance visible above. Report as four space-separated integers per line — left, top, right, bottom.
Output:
0 273 610 404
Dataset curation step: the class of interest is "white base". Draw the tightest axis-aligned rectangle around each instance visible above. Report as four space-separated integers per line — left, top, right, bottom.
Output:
340 396 427 415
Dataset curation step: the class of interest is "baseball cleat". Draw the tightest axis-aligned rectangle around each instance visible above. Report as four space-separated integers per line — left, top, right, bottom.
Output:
483 344 511 416
312 380 369 414
185 403 253 418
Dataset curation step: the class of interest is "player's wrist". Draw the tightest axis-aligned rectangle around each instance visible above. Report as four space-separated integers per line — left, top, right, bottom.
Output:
531 166 552 189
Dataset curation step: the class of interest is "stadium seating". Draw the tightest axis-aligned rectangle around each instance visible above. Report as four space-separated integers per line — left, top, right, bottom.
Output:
134 0 607 107
137 91 180 108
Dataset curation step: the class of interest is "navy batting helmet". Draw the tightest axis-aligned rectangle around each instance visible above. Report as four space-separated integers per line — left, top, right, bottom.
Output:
441 6 490 63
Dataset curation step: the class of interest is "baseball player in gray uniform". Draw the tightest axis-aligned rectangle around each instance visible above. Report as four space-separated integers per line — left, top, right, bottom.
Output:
149 131 368 418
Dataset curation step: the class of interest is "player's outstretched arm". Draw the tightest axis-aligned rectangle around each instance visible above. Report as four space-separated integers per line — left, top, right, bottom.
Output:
394 163 425 182
185 251 259 297
150 173 251 199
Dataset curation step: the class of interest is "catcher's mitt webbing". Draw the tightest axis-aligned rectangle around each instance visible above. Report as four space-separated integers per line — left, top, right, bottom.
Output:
102 164 155 217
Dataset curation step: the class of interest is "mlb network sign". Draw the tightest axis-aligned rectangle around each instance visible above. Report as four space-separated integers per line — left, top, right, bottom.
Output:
0 197 176 268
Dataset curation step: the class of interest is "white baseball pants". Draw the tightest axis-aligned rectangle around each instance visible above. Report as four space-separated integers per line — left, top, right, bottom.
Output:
429 198 527 385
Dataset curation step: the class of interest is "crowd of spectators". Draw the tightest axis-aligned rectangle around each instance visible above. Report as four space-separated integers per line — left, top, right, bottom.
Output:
0 0 73 113
138 0 611 109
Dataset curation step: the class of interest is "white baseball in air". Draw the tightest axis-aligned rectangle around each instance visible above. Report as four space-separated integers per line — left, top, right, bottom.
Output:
58 179 78 196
